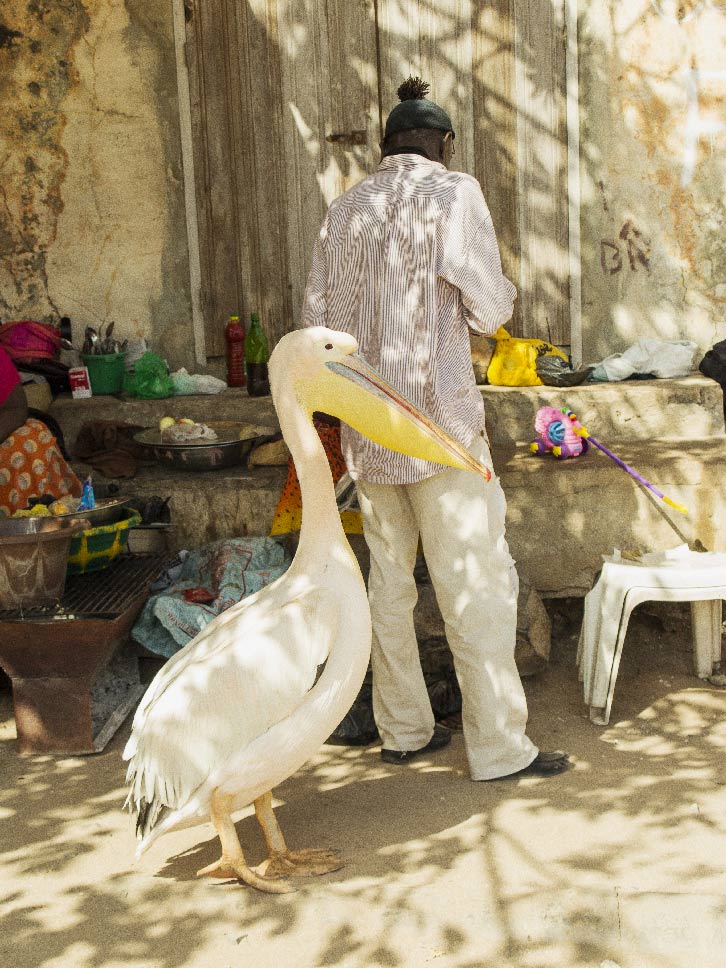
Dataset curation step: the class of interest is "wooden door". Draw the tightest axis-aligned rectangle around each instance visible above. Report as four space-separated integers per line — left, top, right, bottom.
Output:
184 0 569 356
376 0 570 344
184 0 378 355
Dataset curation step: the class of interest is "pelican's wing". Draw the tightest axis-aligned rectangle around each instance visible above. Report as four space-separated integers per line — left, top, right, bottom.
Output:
124 576 333 826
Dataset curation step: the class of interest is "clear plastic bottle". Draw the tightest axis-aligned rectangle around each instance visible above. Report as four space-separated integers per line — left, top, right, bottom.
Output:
225 313 246 387
245 312 270 396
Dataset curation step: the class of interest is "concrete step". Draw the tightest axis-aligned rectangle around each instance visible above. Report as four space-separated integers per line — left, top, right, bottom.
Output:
495 437 726 596
69 435 726 598
481 374 725 446
49 373 725 450
52 374 726 597
110 461 285 551
49 389 279 452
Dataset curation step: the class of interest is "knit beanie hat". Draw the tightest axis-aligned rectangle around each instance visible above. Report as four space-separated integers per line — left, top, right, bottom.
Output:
384 77 455 140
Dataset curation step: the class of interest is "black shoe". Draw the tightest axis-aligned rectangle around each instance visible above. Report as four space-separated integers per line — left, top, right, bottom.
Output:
381 724 452 764
489 750 571 780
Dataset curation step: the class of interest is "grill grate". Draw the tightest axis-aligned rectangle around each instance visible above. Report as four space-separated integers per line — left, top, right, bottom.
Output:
0 554 168 622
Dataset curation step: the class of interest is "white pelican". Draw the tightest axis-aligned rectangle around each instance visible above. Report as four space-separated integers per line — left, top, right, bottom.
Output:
124 326 489 893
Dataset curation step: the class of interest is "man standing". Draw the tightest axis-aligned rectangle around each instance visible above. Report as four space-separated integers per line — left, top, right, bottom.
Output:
302 77 569 780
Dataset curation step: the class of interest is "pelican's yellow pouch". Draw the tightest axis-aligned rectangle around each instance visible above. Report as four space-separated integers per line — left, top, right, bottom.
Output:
485 327 568 387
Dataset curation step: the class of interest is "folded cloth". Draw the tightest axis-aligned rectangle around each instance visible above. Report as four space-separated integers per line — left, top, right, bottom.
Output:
131 537 292 658
74 420 147 478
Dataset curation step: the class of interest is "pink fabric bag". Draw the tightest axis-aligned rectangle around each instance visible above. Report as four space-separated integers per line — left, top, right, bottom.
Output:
0 320 61 364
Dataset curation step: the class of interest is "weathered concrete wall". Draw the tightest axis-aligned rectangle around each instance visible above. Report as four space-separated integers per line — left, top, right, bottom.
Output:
579 2 726 363
3 2 725 371
0 0 195 368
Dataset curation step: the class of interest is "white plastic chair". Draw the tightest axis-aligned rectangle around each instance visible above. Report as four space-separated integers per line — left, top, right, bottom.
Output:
577 550 726 725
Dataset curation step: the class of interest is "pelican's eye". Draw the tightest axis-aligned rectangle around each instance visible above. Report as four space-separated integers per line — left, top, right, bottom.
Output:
325 343 333 350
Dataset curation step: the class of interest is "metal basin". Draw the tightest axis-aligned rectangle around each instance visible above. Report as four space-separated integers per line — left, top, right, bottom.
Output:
52 497 131 527
0 517 91 609
0 516 89 538
134 422 272 471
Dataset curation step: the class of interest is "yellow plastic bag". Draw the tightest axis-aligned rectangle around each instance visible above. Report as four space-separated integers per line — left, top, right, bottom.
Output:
486 327 568 387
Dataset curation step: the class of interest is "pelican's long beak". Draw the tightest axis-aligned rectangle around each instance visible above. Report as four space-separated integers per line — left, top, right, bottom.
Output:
300 353 491 480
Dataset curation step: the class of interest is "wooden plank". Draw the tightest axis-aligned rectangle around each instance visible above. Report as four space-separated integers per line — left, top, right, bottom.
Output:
513 0 570 345
276 0 379 333
376 0 570 345
172 0 207 364
376 0 476 177
472 0 522 333
234 0 291 346
187 0 379 349
185 0 242 356
186 0 293 353
184 0 569 350
374 0 523 327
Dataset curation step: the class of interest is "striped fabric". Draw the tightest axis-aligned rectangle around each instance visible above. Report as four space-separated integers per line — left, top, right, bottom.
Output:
301 153 516 484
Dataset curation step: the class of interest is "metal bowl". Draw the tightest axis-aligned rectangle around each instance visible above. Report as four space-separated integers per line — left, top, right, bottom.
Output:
0 517 91 609
50 497 130 527
134 422 271 471
0 516 91 540
0 516 64 538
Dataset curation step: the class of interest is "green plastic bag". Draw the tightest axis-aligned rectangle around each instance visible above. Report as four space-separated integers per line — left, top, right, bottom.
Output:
123 351 175 399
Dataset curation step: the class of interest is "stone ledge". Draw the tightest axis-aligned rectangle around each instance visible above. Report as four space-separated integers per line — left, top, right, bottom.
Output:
110 462 285 551
54 374 726 596
498 439 726 595
49 374 725 452
50 389 279 452
70 434 726 597
481 373 725 446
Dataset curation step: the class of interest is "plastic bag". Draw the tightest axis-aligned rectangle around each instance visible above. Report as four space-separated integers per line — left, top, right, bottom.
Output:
699 339 726 419
123 351 175 399
595 339 698 382
327 681 379 746
535 356 594 387
486 326 568 387
170 367 227 395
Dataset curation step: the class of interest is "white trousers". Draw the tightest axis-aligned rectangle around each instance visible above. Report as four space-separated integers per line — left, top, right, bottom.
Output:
356 436 538 781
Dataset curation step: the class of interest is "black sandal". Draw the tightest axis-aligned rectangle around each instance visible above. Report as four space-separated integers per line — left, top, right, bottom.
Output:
490 751 571 780
381 724 452 764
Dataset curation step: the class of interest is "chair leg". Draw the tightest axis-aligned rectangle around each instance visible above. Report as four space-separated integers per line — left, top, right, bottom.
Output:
691 599 721 679
601 597 637 726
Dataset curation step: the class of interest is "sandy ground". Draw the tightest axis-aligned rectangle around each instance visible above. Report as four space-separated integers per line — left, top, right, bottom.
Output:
2 600 726 968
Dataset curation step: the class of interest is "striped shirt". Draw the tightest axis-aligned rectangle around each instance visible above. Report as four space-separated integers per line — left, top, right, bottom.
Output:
301 153 516 484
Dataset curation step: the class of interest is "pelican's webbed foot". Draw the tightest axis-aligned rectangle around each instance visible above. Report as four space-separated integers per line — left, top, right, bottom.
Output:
200 789 296 894
253 791 344 879
258 847 343 879
197 854 295 894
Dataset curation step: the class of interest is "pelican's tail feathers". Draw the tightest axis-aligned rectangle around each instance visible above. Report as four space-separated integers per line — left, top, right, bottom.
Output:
134 795 208 858
124 758 172 845
135 797 170 844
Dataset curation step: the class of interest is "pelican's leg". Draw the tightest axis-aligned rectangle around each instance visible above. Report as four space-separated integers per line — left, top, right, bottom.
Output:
254 790 343 879
196 789 294 894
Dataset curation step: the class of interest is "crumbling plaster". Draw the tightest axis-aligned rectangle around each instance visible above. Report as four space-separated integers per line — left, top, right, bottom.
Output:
579 1 726 363
0 0 195 368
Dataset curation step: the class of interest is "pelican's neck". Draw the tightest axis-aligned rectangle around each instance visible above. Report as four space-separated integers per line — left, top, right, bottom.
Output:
275 381 347 568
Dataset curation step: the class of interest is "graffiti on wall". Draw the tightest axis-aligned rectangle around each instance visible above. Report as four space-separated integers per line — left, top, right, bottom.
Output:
600 221 651 275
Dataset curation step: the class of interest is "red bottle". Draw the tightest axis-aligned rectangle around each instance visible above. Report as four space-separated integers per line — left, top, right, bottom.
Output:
225 313 246 387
